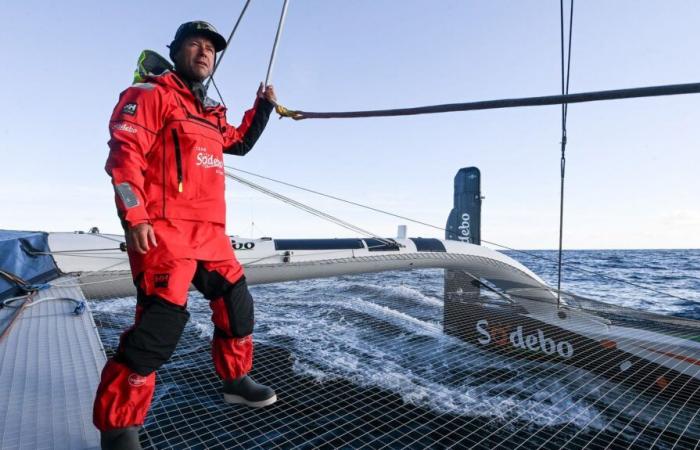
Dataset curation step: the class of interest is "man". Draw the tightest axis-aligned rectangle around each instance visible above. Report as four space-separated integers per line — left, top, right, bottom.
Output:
94 21 277 450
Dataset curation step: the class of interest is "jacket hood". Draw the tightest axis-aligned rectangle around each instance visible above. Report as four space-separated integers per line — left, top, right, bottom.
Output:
133 49 222 110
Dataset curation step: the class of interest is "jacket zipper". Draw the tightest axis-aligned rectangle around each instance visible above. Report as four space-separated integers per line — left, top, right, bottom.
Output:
186 113 220 131
171 129 183 193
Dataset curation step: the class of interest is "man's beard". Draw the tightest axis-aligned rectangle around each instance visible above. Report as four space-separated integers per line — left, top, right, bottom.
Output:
177 61 210 82
175 65 210 104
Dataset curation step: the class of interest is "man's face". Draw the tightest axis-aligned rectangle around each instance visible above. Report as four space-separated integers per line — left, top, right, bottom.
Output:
175 35 216 81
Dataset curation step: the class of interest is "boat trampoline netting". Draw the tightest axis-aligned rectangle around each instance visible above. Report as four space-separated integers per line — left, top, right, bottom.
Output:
85 268 699 450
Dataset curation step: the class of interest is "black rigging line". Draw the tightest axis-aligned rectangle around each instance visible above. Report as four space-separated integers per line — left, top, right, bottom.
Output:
204 0 253 108
210 76 227 109
556 0 575 305
205 0 252 90
278 82 700 120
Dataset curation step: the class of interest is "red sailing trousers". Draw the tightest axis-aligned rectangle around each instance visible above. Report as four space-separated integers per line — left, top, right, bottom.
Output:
93 220 254 431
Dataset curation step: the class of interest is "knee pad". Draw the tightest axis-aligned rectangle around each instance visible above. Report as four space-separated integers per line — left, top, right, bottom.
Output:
222 277 255 338
121 297 190 375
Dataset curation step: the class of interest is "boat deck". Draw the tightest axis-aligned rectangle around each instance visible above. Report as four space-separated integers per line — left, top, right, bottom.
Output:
0 277 105 450
1 268 698 449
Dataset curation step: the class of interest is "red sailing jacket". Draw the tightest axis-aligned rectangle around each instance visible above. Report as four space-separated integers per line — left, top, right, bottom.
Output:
106 71 273 227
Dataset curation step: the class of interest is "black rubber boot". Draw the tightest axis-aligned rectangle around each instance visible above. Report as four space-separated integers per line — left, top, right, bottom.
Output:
222 375 277 407
100 426 142 450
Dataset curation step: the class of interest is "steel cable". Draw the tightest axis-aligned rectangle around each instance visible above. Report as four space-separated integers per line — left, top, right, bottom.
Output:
556 0 575 305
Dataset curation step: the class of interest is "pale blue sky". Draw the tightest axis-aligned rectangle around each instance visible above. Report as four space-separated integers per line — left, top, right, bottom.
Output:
1 1 698 249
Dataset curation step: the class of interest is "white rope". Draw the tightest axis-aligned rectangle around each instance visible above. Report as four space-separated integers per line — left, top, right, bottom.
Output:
50 275 133 288
265 0 290 86
226 170 397 247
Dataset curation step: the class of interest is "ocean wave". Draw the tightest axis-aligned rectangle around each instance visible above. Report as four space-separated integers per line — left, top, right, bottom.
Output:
258 295 443 338
289 334 605 429
89 296 135 313
344 282 444 308
249 292 607 429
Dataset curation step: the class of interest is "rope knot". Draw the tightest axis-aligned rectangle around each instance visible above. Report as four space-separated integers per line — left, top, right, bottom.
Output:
275 104 303 120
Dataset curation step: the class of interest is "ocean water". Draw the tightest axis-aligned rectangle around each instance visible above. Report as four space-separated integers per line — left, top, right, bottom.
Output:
508 249 700 320
91 249 700 449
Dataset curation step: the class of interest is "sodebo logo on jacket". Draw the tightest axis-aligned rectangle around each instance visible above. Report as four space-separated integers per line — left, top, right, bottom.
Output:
196 151 224 170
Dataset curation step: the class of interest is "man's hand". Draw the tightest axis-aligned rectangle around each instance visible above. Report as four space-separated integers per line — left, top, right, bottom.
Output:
257 83 277 104
127 223 157 254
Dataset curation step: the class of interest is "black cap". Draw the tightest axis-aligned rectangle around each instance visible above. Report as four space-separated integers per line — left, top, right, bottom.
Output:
169 21 227 61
